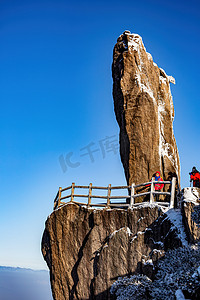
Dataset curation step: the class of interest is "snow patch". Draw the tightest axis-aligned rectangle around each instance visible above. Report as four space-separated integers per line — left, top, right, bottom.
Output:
175 289 186 300
129 202 165 212
166 209 188 247
142 258 153 266
135 73 156 104
168 76 176 84
157 87 179 175
159 68 175 85
147 52 153 61
152 249 163 254
137 216 145 223
153 241 164 248
131 228 152 242
182 187 200 204
110 227 133 239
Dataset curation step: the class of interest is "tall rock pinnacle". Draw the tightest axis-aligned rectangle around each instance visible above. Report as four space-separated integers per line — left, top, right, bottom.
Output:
112 30 180 186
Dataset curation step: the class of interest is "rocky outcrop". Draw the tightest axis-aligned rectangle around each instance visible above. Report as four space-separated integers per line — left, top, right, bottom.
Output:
181 187 200 243
42 203 186 300
112 31 180 186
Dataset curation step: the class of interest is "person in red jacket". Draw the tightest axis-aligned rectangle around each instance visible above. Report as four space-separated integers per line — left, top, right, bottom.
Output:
155 171 164 190
146 171 164 200
190 167 200 187
154 171 164 201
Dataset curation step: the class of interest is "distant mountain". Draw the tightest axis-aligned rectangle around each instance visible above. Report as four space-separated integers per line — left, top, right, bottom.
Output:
0 266 53 300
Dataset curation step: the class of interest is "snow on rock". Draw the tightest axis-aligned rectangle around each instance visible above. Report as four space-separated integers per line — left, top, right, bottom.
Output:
111 198 200 299
142 258 153 266
181 187 200 204
147 52 153 61
110 275 152 300
130 227 153 242
110 226 133 238
159 68 176 85
168 76 176 84
175 289 186 300
129 202 166 212
166 209 188 247
137 216 146 223
111 244 200 300
151 245 200 299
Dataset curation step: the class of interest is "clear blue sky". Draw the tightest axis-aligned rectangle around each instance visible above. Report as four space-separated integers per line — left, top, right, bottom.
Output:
0 0 199 269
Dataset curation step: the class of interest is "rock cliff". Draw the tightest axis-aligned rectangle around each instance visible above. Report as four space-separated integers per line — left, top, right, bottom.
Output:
181 187 200 243
42 203 186 300
112 31 180 186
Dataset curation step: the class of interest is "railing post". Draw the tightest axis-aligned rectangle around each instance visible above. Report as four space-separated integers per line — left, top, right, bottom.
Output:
150 177 155 203
88 183 92 207
130 183 135 207
169 177 176 209
71 182 75 202
54 191 59 210
106 184 111 208
58 187 62 207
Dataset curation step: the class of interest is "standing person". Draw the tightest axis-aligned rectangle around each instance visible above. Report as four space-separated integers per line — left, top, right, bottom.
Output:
154 171 164 201
190 167 200 187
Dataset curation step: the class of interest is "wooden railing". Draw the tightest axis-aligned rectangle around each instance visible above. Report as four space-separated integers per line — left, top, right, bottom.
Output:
53 177 176 210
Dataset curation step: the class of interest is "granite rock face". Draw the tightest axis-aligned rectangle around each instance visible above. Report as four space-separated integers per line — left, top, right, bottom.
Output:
112 31 180 186
42 203 185 300
181 187 200 243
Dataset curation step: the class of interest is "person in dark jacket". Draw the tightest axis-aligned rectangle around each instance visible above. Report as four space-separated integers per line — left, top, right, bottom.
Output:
190 167 200 187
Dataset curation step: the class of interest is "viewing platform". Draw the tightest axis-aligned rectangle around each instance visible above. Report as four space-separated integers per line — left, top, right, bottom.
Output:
53 177 177 210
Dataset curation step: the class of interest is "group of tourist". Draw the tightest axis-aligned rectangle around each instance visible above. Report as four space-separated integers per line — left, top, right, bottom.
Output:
150 167 200 201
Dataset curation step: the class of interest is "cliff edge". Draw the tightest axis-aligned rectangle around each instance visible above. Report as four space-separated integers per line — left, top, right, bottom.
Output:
42 203 186 300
